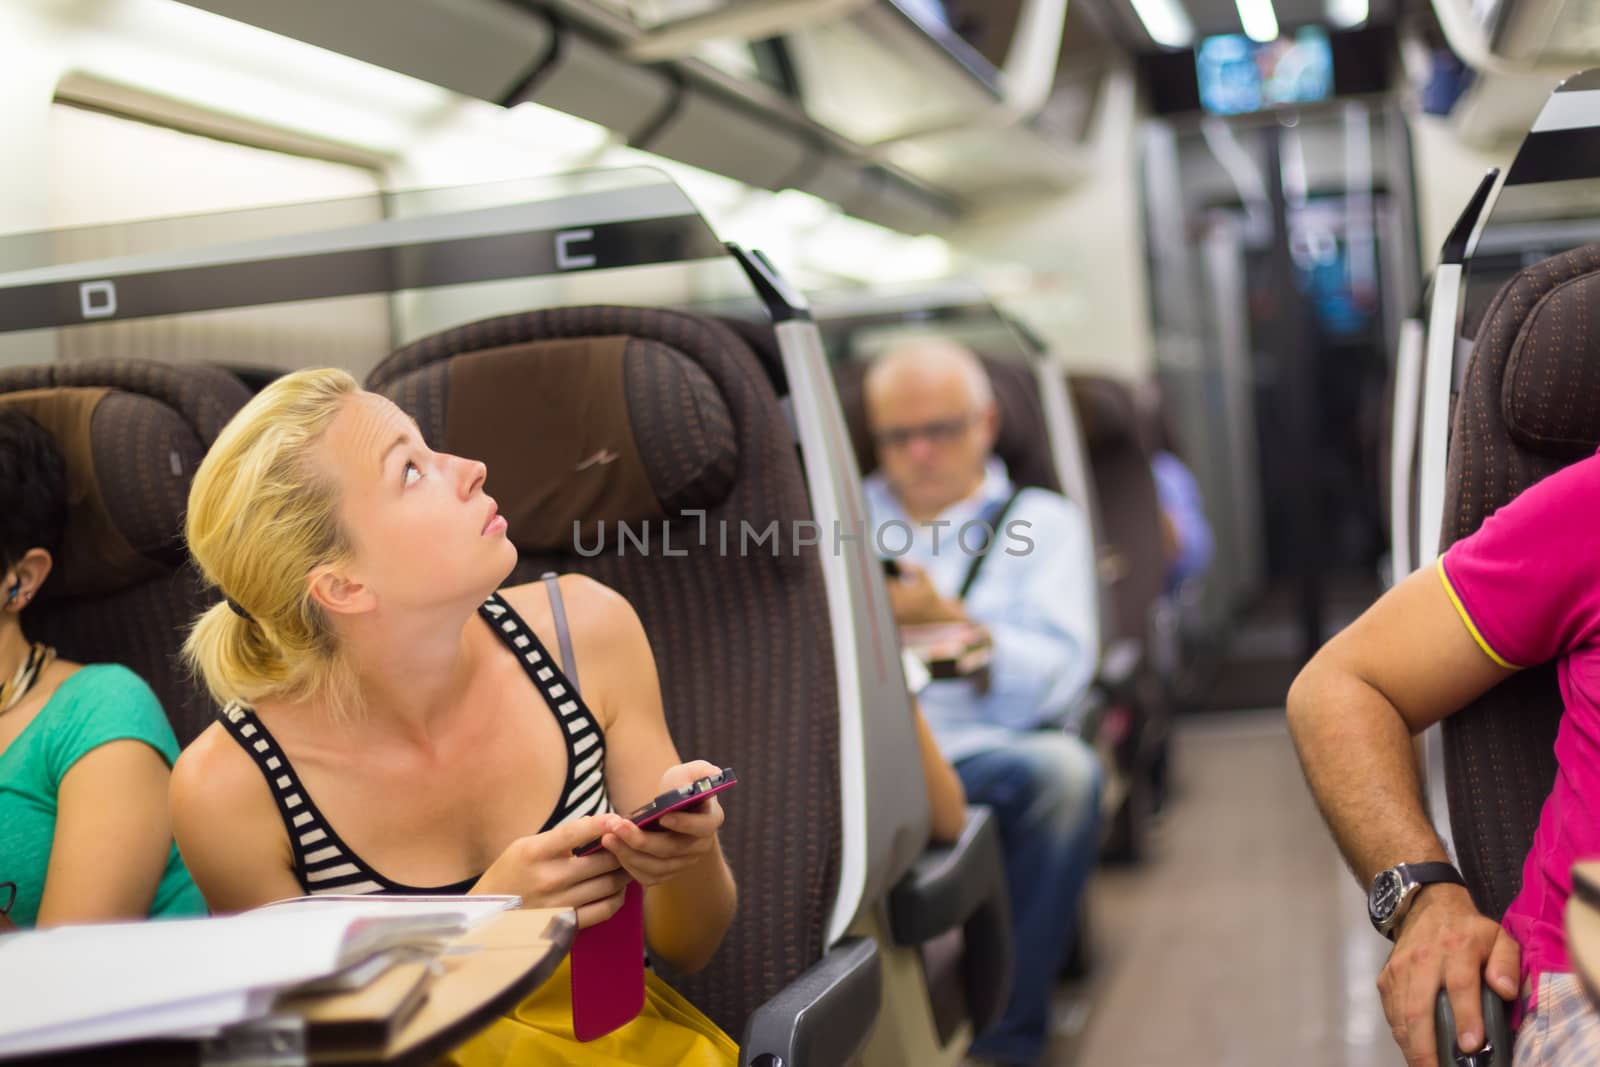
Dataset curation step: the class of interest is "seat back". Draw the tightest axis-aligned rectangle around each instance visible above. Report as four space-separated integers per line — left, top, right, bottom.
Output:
0 360 250 744
1437 244 1600 918
831 354 1065 494
366 306 840 1035
1069 374 1168 645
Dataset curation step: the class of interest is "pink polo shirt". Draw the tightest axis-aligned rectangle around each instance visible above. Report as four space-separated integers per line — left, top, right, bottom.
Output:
1439 450 1600 1018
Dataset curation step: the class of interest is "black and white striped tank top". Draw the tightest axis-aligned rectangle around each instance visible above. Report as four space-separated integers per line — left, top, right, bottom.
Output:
219 582 611 897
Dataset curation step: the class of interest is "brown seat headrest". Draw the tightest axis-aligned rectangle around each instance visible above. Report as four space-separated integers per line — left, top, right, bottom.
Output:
0 388 204 599
1069 374 1141 454
0 360 248 601
1493 249 1600 460
370 311 742 554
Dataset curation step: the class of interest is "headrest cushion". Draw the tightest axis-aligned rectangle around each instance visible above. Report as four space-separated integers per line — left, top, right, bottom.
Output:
0 387 200 598
1069 375 1139 452
428 335 738 553
1501 269 1600 460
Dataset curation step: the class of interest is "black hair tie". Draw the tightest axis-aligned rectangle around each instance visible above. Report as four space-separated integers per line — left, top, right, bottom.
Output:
224 596 254 622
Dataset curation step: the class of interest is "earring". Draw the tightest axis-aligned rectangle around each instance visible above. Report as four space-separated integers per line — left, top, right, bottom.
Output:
5 581 17 605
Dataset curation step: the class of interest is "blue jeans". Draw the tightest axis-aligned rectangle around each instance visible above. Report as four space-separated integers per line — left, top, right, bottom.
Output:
957 731 1103 1065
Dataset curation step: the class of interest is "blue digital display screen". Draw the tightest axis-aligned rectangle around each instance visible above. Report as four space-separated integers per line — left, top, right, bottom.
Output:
1196 27 1334 115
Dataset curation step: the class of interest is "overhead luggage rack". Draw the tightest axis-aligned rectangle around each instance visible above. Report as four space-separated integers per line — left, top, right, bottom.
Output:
0 170 732 339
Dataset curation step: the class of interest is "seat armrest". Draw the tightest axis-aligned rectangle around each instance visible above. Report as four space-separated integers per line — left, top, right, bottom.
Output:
887 807 1014 1032
739 937 880 1067
1435 985 1513 1067
888 807 1006 945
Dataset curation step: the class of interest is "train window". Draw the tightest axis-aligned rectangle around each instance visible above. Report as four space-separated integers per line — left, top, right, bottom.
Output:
44 100 392 377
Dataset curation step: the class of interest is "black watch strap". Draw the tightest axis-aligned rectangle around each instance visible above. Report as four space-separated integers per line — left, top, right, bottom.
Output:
1404 862 1467 888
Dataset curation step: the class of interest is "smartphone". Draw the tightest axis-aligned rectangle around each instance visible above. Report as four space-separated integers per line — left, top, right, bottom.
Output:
880 557 902 579
571 768 738 857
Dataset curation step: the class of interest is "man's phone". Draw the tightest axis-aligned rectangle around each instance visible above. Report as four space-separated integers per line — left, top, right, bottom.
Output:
881 557 902 579
572 768 738 857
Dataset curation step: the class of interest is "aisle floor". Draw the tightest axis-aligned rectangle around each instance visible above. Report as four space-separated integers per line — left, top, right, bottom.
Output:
1052 709 1405 1067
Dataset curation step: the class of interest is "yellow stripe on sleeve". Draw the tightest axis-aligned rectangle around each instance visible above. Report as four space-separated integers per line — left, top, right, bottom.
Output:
1436 559 1523 671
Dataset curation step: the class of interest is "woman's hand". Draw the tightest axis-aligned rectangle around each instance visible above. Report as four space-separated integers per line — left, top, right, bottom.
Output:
472 814 633 928
600 761 725 889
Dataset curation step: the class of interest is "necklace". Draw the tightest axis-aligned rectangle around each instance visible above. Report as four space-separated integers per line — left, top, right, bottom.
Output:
0 642 55 716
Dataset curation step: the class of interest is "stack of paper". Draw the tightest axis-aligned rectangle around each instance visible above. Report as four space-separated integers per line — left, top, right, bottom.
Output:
0 895 518 1059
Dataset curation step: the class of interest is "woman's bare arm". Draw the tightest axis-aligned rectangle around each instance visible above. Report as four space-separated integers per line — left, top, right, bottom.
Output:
37 740 177 925
914 703 967 843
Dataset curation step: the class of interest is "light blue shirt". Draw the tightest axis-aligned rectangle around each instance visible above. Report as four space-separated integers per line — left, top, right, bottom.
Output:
864 458 1097 763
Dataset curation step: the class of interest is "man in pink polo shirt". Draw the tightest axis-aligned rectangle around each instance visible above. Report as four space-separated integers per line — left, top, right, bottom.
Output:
1290 451 1600 1066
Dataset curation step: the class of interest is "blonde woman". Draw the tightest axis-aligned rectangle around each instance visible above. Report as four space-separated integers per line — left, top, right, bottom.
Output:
170 369 737 1064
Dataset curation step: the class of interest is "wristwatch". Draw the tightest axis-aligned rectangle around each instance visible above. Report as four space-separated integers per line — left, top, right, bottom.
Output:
1369 862 1467 940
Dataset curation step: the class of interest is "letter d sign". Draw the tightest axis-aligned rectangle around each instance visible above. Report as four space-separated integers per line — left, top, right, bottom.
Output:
79 281 117 320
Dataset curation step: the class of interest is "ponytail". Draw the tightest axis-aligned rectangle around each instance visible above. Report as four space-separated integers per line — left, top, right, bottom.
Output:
182 368 362 720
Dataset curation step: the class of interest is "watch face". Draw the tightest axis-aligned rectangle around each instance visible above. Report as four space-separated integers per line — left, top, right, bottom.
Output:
1371 869 1404 924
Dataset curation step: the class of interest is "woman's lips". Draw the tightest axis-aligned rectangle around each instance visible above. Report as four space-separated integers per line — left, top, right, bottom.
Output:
482 500 506 536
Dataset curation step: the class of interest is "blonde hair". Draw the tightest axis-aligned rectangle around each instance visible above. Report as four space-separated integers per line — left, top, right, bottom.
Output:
183 368 362 718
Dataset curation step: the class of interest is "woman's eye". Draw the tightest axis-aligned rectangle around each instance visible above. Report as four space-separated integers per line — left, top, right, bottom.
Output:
403 461 423 487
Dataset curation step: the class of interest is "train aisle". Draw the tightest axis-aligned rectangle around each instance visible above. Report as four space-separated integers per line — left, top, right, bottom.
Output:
1057 709 1404 1066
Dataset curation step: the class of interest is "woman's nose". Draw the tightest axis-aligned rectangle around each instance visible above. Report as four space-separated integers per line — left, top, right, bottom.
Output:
457 456 487 498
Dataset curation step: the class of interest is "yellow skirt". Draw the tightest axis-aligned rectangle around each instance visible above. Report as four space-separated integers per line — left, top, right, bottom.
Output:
441 956 738 1067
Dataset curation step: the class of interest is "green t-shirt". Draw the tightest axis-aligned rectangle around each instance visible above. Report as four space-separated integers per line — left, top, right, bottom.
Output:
0 663 207 927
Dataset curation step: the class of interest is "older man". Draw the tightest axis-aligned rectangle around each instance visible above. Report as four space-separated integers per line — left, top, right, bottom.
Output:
861 337 1102 1067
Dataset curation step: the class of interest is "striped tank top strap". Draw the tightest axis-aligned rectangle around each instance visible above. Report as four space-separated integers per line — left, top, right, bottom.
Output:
478 589 611 824
216 705 383 895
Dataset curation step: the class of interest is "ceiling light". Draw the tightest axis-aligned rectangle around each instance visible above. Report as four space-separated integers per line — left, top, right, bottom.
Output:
1235 0 1280 42
1326 0 1369 27
1128 0 1195 49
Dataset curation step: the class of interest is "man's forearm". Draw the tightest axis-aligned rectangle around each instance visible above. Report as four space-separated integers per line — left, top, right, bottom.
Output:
1286 662 1451 887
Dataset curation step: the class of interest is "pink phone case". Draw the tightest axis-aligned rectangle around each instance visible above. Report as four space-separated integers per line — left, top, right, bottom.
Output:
570 879 646 1041
573 776 738 858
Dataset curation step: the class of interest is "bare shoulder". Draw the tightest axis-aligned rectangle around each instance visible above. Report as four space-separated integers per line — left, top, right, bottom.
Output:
170 719 300 911
171 721 276 823
500 574 645 651
499 576 656 726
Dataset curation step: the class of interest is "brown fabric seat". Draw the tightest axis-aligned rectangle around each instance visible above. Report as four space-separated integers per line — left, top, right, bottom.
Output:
831 354 1065 493
367 305 840 1036
0 360 250 744
1069 375 1167 646
1438 243 1600 920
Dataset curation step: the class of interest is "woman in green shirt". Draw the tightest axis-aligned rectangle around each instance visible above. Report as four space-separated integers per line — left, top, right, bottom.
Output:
0 408 205 928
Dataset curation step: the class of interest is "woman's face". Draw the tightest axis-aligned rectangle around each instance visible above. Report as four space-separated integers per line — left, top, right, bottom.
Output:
318 391 516 615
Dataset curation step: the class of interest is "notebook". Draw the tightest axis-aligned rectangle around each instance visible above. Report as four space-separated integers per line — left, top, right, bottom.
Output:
0 895 518 1058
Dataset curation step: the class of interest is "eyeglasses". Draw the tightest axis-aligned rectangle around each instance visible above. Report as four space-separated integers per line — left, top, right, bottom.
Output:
872 413 978 452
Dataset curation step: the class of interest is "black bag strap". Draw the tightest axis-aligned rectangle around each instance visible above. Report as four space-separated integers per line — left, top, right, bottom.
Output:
958 489 1024 601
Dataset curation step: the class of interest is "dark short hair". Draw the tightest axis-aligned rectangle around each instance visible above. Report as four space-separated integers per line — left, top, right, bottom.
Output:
0 408 69 574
